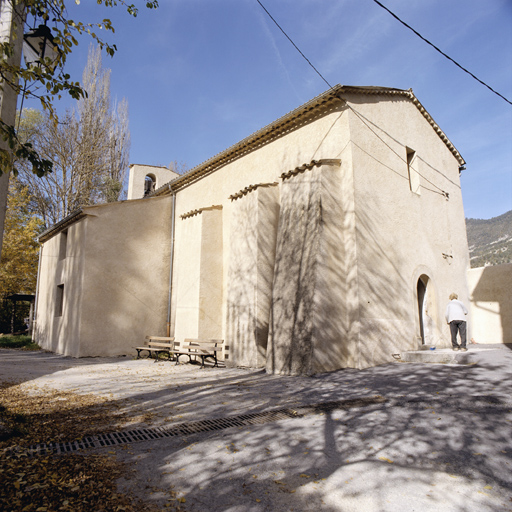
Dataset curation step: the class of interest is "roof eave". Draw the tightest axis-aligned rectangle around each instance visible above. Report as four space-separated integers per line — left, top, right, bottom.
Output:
38 209 86 244
147 85 465 197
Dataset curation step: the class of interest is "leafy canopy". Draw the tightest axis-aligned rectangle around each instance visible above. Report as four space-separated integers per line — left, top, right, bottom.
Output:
0 178 43 298
0 0 158 177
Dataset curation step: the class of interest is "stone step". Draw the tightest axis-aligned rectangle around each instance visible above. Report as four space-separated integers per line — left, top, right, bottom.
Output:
400 349 470 364
399 344 506 364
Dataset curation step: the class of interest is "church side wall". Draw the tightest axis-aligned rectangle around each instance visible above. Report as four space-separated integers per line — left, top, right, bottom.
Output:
171 109 349 365
34 220 87 357
313 156 360 373
227 185 279 367
173 213 202 341
267 160 354 375
198 207 224 339
78 197 173 357
345 94 470 368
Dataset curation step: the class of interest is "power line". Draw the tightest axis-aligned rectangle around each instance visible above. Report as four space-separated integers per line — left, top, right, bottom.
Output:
255 0 333 90
372 0 512 106
348 103 451 197
254 0 462 196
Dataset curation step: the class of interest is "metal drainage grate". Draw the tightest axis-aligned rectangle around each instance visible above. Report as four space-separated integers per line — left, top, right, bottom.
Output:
5 396 385 458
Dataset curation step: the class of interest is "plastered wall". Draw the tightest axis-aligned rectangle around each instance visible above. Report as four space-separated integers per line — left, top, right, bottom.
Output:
35 196 173 357
346 96 469 368
266 160 347 375
468 264 512 344
226 185 279 367
170 108 348 358
35 220 86 357
173 207 223 343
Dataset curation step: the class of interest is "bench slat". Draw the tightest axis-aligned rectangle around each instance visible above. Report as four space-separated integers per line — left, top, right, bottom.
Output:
184 338 224 344
135 336 177 361
145 342 178 348
175 339 225 368
135 337 225 367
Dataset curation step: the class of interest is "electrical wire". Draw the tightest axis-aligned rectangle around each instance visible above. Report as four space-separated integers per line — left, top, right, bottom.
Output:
347 103 451 197
254 0 466 196
255 0 333 90
372 0 512 106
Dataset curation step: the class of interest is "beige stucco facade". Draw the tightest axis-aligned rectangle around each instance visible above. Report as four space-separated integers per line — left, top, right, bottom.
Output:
35 85 472 373
468 264 512 344
35 196 173 357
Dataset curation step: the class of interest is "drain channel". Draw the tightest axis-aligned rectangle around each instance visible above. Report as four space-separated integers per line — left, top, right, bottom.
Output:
4 396 385 458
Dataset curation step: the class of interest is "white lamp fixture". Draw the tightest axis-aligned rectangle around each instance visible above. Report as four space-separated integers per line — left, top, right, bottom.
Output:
23 24 59 68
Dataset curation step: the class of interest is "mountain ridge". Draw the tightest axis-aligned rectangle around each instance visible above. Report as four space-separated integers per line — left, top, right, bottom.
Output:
465 210 512 268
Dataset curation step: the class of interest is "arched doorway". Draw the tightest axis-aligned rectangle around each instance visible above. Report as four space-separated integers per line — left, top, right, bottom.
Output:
416 274 435 346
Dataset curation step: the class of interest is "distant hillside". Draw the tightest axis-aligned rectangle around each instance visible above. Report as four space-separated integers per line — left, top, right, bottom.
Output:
466 210 512 268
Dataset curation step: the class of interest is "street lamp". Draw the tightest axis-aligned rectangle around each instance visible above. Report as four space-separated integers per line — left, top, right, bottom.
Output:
23 23 59 68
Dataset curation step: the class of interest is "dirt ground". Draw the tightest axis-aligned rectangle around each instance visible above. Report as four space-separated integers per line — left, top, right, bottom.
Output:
1 345 511 511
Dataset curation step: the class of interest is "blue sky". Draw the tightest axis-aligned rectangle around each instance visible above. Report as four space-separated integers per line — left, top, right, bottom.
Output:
26 0 512 219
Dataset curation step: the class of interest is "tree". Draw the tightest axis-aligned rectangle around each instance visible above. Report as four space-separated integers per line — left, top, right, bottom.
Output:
16 45 131 228
0 0 157 177
0 178 42 333
0 0 158 258
0 178 42 297
76 45 130 205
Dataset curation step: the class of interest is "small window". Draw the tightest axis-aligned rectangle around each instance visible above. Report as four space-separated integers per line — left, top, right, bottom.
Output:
406 148 421 195
59 230 68 260
55 284 64 317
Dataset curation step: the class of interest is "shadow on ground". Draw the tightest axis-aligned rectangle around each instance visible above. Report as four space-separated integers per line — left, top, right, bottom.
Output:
1 346 511 511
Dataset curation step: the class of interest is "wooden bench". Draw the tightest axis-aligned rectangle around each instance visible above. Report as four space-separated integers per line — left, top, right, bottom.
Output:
134 336 178 361
174 339 225 369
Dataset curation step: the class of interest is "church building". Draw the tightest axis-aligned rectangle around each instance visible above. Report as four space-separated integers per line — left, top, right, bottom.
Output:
34 85 470 375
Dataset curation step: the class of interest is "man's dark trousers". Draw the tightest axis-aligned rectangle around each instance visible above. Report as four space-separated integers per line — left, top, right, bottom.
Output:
450 320 467 348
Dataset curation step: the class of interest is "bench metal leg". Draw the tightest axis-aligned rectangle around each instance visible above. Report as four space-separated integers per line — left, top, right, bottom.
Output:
199 354 218 369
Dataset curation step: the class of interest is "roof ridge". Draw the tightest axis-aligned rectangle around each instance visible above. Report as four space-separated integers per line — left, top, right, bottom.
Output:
151 85 463 196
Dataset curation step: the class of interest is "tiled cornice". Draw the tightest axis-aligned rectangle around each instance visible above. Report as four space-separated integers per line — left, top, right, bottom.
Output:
228 182 278 201
280 159 341 181
180 205 222 220
152 85 464 197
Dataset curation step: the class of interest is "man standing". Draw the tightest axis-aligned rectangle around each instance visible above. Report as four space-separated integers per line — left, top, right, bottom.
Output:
445 293 469 352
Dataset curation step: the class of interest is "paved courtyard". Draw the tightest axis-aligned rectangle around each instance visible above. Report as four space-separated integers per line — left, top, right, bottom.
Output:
1 345 511 511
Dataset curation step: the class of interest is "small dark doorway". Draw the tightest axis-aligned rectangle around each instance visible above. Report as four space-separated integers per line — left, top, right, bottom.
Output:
417 277 427 345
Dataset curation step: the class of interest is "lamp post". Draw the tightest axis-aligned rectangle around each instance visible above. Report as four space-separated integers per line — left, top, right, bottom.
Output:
23 22 59 68
0 0 25 259
0 4 59 260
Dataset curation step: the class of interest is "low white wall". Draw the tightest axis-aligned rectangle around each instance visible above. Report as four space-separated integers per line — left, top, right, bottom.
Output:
468 264 512 344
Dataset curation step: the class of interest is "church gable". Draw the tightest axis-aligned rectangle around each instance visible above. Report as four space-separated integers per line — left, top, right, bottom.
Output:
34 86 469 374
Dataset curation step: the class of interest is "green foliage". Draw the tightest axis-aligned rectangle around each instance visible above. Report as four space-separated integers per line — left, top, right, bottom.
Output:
0 0 159 177
16 46 132 227
0 178 42 333
0 178 43 298
0 120 53 178
0 334 38 349
0 299 31 334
